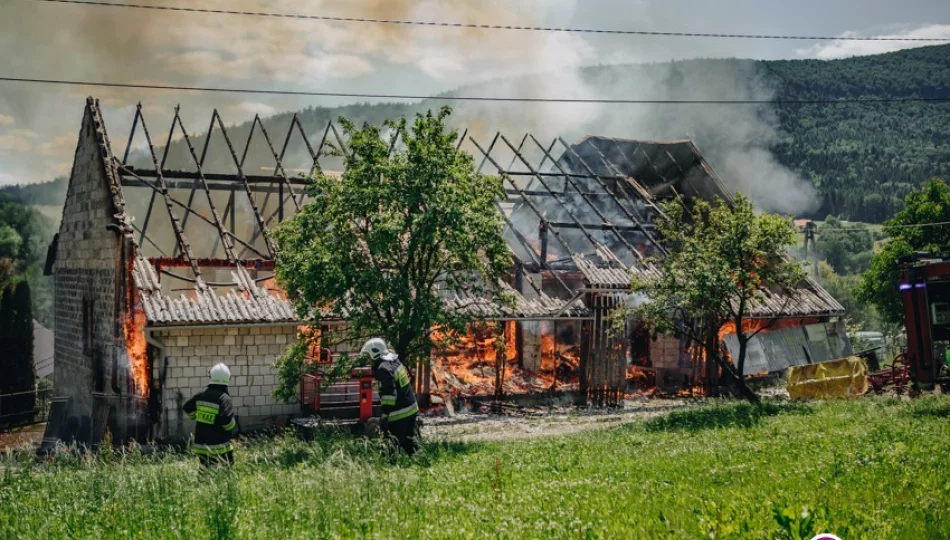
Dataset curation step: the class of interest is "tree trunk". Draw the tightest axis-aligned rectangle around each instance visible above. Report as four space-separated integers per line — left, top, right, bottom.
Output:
701 323 758 404
737 334 748 378
717 357 760 405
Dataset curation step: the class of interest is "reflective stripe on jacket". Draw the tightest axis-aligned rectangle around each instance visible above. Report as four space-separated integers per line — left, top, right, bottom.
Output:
373 354 419 422
183 384 236 454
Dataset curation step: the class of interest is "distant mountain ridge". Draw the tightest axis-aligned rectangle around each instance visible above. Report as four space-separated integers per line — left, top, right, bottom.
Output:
7 44 950 223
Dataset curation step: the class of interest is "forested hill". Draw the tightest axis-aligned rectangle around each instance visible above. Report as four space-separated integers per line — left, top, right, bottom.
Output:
764 45 950 222
13 45 950 224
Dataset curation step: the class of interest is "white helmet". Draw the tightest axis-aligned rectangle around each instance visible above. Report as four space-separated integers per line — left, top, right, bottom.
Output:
360 338 389 361
209 363 231 385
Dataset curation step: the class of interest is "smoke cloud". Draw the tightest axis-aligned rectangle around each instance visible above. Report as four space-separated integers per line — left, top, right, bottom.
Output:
1 0 821 214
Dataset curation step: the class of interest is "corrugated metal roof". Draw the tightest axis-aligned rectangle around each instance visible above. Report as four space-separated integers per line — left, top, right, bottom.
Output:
747 277 845 318
132 257 589 326
133 256 298 325
571 254 632 289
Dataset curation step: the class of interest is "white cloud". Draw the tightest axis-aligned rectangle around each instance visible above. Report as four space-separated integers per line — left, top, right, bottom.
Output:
0 172 16 185
0 134 32 152
10 129 38 139
797 25 950 59
0 115 14 127
37 134 76 157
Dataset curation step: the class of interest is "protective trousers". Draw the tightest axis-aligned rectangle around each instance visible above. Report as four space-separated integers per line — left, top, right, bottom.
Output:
385 414 423 456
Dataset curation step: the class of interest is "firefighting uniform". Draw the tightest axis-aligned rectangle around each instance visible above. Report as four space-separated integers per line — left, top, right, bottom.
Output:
183 384 237 465
373 353 422 455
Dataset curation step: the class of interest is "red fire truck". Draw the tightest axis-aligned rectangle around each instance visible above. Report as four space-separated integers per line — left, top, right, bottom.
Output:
895 252 950 391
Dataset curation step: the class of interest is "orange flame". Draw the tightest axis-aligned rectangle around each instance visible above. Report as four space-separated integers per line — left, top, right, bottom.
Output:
432 322 580 396
124 304 149 397
626 364 651 384
504 321 517 362
540 321 555 371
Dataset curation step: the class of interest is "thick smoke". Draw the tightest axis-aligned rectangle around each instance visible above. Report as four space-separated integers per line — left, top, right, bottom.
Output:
1 0 817 214
448 58 819 215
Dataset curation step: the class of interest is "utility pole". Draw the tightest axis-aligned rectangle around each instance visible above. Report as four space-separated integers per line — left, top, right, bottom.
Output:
803 221 818 278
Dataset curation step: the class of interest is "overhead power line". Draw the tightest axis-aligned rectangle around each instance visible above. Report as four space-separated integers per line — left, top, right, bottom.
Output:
803 221 950 236
3 76 950 105
28 0 950 42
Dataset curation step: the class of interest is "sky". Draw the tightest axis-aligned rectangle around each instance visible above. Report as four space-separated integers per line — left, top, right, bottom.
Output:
0 0 948 187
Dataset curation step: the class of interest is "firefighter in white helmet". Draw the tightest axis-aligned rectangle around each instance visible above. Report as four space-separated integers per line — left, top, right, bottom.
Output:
360 338 423 456
183 362 238 467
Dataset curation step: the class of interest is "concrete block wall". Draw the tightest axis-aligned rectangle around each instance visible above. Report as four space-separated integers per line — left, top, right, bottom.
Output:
153 325 299 441
52 102 122 425
651 334 686 388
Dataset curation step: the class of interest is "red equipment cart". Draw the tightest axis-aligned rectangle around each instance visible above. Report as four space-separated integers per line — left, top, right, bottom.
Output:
299 348 379 423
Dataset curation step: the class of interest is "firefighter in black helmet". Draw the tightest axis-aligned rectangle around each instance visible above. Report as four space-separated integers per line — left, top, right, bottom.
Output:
360 338 423 456
183 362 237 467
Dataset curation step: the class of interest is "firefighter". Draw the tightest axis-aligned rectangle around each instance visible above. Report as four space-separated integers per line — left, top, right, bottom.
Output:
183 363 237 467
360 338 423 457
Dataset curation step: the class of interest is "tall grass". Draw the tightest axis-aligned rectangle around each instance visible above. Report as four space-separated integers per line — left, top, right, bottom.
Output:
2 398 949 538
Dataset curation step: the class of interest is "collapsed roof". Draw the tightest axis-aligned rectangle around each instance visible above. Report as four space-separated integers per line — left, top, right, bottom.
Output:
55 98 843 327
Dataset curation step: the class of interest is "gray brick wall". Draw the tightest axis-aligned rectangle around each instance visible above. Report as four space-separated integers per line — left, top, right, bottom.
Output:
154 325 299 441
52 103 122 423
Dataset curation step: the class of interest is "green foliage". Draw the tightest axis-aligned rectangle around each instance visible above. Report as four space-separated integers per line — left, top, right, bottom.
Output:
816 262 880 331
631 194 805 379
0 176 69 206
0 281 35 417
274 108 510 400
645 401 812 432
816 216 874 274
857 178 950 325
0 194 55 326
765 44 950 222
0 225 22 261
2 398 950 537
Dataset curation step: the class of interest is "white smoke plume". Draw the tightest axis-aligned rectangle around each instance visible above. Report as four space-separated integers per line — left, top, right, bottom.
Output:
1 0 819 214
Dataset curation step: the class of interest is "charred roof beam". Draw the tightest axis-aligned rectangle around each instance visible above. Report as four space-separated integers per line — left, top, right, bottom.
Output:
118 165 269 260
238 118 334 259
472 135 585 271
255 114 302 210
526 135 646 263
473 133 572 296
556 138 667 255
498 134 618 261
134 104 205 288
212 109 276 259
170 107 238 263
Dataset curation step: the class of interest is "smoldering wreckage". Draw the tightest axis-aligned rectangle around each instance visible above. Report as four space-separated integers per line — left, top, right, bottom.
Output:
38 98 849 449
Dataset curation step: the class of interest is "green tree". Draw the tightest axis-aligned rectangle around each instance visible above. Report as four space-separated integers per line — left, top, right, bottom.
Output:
0 225 22 260
0 281 35 419
629 194 805 404
816 216 873 274
272 108 510 401
857 178 950 326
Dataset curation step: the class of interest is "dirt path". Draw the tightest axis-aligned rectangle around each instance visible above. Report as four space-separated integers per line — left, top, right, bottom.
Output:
421 399 694 443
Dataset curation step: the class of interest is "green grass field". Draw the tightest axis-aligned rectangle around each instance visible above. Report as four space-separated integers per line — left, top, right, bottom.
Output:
2 397 950 539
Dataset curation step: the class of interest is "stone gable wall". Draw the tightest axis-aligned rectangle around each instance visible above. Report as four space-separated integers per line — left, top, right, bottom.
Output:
52 104 122 427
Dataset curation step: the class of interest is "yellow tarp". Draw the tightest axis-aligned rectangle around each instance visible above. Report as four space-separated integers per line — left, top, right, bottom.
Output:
787 356 868 399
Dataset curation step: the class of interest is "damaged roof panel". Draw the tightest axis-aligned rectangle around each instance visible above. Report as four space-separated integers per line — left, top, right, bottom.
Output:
132 256 590 326
95 99 842 323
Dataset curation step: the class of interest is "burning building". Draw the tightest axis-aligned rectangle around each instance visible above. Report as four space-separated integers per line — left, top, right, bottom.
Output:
43 99 846 445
